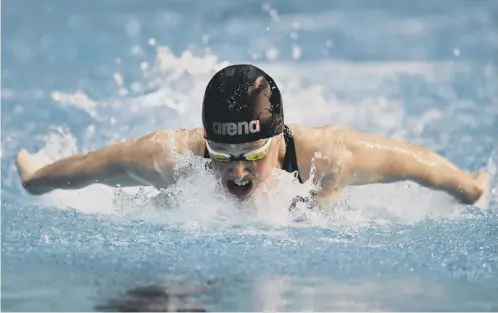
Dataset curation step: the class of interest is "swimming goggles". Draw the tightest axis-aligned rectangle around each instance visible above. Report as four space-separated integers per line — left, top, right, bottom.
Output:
205 138 272 162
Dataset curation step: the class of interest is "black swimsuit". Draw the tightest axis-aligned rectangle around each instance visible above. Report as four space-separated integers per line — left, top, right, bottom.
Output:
282 125 303 183
203 124 302 182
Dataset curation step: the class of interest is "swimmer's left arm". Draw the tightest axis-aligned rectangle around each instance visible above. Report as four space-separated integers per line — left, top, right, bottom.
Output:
333 129 486 205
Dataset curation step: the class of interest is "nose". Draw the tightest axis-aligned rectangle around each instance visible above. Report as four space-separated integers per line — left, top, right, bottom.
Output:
230 161 250 179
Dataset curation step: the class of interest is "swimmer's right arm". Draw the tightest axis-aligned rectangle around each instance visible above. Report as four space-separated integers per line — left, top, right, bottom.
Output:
16 128 204 195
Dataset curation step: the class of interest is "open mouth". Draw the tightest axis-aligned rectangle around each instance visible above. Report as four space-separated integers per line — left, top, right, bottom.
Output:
226 179 254 197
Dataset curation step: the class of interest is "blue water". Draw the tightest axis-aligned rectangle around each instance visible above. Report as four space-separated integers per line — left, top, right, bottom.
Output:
2 0 498 311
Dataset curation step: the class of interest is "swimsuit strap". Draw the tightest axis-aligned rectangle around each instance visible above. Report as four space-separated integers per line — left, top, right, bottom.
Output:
282 125 302 183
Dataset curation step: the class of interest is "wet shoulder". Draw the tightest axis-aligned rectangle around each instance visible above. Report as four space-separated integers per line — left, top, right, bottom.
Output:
286 123 349 148
149 127 206 157
286 123 350 182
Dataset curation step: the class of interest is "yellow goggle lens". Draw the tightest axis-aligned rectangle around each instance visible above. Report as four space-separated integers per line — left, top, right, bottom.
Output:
243 148 269 161
210 153 232 162
206 138 272 162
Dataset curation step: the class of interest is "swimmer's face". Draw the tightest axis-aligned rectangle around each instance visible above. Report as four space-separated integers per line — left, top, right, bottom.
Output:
206 136 281 199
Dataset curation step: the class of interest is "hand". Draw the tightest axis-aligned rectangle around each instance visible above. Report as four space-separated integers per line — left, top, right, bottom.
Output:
471 170 490 211
15 149 45 189
472 170 490 188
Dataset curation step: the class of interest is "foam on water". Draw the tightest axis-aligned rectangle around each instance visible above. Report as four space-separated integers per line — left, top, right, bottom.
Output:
19 44 495 235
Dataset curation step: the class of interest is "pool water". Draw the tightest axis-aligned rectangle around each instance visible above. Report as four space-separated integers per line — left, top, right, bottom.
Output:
2 0 497 311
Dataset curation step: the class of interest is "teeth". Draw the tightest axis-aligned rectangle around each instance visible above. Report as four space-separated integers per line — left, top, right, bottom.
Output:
233 180 249 186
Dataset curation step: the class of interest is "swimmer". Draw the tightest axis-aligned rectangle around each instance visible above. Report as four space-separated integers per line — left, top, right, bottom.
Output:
15 64 490 209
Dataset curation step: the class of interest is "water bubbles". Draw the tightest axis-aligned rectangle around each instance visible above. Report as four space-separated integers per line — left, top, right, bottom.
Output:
291 45 302 60
130 82 143 94
269 11 280 22
125 20 141 37
40 234 51 244
262 3 280 23
85 125 95 138
131 45 143 56
113 72 124 87
265 47 279 61
118 88 129 97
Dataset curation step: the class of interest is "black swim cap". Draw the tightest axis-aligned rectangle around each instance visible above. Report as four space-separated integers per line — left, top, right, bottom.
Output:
202 64 284 144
